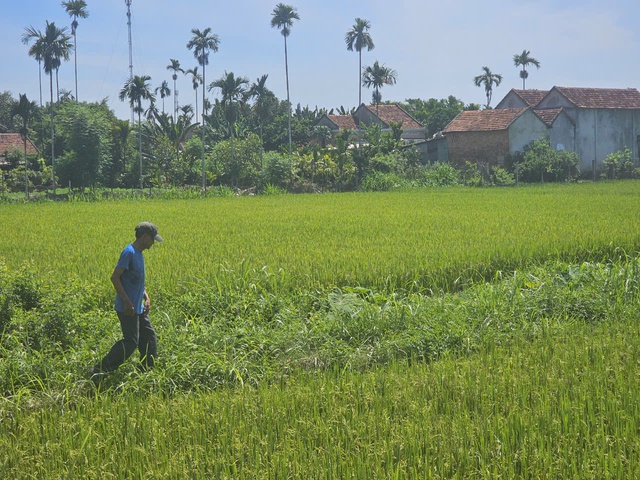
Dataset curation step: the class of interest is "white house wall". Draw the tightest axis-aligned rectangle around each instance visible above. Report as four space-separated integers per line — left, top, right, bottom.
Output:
574 109 640 172
548 114 575 154
508 110 549 155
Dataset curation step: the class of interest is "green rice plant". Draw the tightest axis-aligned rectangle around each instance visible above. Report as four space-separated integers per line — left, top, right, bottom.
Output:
1 315 639 478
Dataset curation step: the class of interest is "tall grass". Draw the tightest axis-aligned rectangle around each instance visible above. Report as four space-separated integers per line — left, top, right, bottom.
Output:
2 316 639 478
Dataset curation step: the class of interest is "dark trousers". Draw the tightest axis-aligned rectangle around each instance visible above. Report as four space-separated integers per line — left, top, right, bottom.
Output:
97 311 157 372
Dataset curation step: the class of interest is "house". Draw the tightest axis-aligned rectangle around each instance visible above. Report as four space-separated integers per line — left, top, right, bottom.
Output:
495 89 548 109
315 103 426 144
442 108 548 167
439 86 640 176
0 133 39 171
533 87 640 174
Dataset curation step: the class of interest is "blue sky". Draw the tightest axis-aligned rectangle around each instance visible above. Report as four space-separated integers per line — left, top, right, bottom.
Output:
2 0 639 120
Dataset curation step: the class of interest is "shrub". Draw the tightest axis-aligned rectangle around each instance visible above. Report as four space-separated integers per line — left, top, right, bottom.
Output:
358 171 410 191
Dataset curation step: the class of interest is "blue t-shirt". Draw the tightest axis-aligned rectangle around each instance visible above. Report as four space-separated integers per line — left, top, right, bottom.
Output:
114 244 146 314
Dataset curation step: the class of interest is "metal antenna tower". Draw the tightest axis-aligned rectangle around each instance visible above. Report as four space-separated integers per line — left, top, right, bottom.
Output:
125 0 134 123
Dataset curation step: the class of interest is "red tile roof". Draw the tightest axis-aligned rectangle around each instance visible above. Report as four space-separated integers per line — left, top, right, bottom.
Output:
0 133 38 156
365 104 423 129
533 108 565 126
553 87 640 109
443 109 528 132
511 89 548 107
327 114 358 130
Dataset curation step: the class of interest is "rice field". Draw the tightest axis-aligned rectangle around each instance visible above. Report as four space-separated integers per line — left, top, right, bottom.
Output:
1 181 639 478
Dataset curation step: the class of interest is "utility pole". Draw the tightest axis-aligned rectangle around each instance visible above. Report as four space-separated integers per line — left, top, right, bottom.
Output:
125 0 134 123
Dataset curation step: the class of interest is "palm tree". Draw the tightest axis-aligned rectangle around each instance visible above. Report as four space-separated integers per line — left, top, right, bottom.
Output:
113 119 131 177
166 59 184 121
362 61 397 151
362 61 397 117
345 18 375 106
248 74 272 143
11 94 38 199
513 50 540 90
187 28 220 190
62 0 89 102
473 66 503 108
210 71 249 168
270 3 300 173
21 27 45 107
40 21 72 194
185 67 202 123
119 75 155 189
155 80 171 114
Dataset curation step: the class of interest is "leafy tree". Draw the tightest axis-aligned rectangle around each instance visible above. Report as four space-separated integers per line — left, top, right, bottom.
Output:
345 18 374 106
473 66 502 108
271 3 300 169
0 91 18 132
11 94 39 198
211 133 263 188
143 110 198 186
516 139 579 182
166 59 183 120
119 74 155 188
62 0 89 102
401 96 472 138
56 101 113 190
187 27 220 189
513 50 540 90
603 148 636 179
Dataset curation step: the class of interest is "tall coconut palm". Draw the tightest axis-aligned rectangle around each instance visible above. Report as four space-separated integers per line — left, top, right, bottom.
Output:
187 27 220 190
513 50 540 90
362 61 397 151
270 3 300 171
209 71 249 167
185 66 202 123
119 74 155 189
21 26 45 107
11 94 38 199
113 119 131 177
39 21 72 194
62 0 89 102
248 74 272 143
345 18 375 106
473 66 503 108
166 59 184 121
362 60 397 117
155 80 171 114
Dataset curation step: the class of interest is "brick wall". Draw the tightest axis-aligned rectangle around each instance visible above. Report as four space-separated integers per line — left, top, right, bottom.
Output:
446 131 509 166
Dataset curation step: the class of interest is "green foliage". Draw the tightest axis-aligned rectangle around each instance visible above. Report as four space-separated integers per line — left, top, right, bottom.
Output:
261 151 290 188
56 101 116 189
417 162 461 187
462 161 487 186
515 139 580 182
401 96 472 138
603 148 637 179
359 171 410 191
211 133 263 188
491 165 515 185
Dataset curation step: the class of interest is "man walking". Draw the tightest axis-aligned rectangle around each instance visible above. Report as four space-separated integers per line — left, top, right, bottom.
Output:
91 222 163 377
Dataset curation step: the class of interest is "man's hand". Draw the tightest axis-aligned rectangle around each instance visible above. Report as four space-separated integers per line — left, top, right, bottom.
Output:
123 298 136 317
